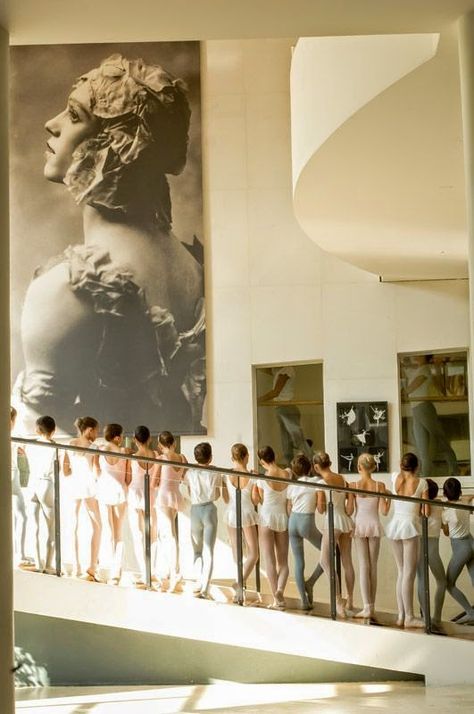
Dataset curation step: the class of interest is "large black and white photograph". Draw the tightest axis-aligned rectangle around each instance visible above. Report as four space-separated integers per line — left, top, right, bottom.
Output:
10 41 205 436
337 401 389 473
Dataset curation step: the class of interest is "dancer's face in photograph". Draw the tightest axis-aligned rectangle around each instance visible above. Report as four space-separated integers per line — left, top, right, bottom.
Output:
44 81 99 183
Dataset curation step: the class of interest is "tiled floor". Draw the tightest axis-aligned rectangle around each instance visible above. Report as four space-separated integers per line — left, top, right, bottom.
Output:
15 683 474 713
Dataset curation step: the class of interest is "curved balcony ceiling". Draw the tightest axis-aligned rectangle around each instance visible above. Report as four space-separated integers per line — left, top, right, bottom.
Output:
291 31 468 281
2 1 474 44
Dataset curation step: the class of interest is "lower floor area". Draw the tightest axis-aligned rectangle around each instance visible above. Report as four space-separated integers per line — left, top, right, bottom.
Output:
15 683 474 713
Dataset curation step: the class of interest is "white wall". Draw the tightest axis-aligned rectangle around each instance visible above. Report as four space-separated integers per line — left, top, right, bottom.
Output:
179 38 472 617
183 38 471 473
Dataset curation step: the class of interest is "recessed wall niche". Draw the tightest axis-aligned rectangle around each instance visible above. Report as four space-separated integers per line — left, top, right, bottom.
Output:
254 362 324 467
398 350 470 478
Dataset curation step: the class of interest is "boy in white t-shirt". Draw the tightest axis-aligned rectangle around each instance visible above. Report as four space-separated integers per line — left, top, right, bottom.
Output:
185 442 226 598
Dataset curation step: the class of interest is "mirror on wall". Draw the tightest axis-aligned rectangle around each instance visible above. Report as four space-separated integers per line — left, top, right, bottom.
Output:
254 362 324 467
398 350 470 477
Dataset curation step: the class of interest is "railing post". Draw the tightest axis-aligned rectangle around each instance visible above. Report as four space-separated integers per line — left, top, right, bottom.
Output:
144 464 152 590
421 514 432 634
53 448 61 577
328 490 337 620
235 475 244 606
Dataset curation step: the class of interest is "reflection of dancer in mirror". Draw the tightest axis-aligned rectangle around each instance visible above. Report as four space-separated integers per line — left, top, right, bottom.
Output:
96 423 130 585
340 452 354 472
14 54 204 435
404 354 457 477
339 406 356 426
354 429 370 446
314 452 355 618
27 416 57 573
64 416 102 580
258 367 312 465
10 406 30 568
128 425 160 587
225 443 259 602
156 430 187 592
370 406 386 425
385 452 428 628
352 453 390 619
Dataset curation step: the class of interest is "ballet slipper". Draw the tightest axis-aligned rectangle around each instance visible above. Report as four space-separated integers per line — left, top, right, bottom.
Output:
107 576 121 586
456 612 474 625
354 606 372 619
275 590 286 609
304 580 314 607
404 617 425 629
336 598 347 619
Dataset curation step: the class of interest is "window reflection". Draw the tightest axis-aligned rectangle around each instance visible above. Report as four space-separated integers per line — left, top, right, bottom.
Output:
399 351 470 477
255 363 324 467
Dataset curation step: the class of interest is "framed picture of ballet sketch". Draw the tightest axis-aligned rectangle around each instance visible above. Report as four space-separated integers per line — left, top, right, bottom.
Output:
336 402 389 474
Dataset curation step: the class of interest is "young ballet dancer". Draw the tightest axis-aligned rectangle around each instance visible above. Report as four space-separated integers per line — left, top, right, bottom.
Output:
287 453 324 610
63 416 102 581
128 425 160 587
352 453 390 619
442 477 474 625
10 406 30 568
314 451 355 618
385 452 428 628
186 442 225 599
253 445 291 610
97 424 130 585
27 416 57 573
156 431 187 592
225 443 259 600
416 478 446 626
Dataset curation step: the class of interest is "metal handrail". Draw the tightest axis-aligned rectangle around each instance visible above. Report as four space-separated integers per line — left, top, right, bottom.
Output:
11 435 474 635
12 436 474 512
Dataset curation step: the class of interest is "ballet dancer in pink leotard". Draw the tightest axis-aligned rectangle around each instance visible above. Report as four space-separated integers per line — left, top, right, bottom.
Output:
155 431 187 591
352 453 390 619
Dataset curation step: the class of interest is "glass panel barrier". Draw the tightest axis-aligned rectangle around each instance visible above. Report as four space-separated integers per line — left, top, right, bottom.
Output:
11 437 474 642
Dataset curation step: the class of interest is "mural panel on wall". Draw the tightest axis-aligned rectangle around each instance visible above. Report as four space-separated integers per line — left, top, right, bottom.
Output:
337 402 389 474
10 42 205 435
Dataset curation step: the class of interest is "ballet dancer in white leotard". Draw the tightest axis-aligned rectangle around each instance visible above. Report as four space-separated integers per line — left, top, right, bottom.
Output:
226 443 259 600
128 425 160 586
385 452 428 628
314 451 355 618
27 416 57 573
97 423 130 585
10 406 30 568
287 453 324 610
63 416 102 581
352 453 390 619
253 445 290 610
416 478 447 626
156 431 187 592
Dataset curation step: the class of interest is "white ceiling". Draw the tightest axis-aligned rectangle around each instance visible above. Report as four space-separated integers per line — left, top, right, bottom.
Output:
1 0 472 281
2 1 474 44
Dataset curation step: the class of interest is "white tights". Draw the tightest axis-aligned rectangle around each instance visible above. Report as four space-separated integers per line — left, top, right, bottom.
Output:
228 524 259 585
391 536 421 625
259 526 289 600
354 536 380 612
158 506 179 580
320 529 355 610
